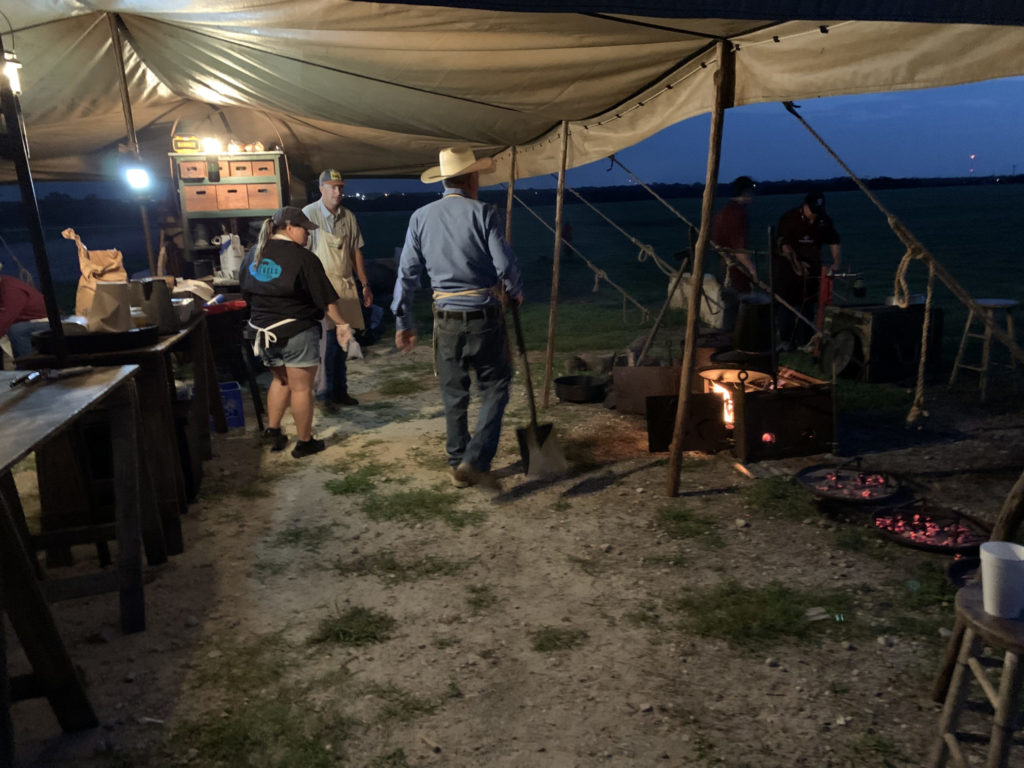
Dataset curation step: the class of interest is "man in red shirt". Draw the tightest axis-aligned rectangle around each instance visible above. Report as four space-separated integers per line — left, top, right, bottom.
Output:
712 176 757 294
0 274 47 360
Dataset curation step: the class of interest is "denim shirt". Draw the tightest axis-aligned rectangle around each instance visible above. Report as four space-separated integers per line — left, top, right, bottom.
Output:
391 189 523 332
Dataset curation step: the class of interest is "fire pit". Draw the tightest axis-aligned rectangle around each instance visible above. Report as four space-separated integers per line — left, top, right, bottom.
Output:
795 463 902 504
873 500 990 555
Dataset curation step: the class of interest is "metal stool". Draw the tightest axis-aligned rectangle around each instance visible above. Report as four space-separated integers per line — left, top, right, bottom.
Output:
949 299 1019 402
929 583 1024 768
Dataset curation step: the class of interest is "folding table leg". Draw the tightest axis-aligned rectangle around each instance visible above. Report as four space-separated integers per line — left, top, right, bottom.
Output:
0 491 97 733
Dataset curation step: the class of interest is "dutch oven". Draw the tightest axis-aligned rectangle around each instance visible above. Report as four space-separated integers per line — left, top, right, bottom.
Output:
554 374 608 403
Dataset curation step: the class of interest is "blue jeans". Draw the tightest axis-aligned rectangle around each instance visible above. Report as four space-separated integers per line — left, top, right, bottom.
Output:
434 309 511 472
7 320 47 359
323 333 348 400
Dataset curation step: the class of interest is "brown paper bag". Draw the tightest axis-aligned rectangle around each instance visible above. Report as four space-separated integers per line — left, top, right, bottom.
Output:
62 228 129 316
88 281 131 332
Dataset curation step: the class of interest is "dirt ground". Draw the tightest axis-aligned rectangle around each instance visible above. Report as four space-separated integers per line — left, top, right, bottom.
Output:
8 343 1024 768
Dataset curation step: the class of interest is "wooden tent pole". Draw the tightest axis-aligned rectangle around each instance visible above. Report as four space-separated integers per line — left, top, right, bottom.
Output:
107 13 156 275
504 146 517 243
667 41 734 497
542 122 570 408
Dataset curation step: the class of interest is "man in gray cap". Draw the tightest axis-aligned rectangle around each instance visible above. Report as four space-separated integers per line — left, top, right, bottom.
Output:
303 169 373 407
391 146 523 490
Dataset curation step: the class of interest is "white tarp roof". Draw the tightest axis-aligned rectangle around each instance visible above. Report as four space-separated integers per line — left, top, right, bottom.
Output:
3 1 1024 187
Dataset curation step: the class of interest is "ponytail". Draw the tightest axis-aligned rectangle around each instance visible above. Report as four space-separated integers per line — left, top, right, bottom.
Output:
252 217 274 266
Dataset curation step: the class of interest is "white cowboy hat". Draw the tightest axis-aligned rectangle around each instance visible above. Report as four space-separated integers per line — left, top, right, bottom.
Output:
420 145 495 183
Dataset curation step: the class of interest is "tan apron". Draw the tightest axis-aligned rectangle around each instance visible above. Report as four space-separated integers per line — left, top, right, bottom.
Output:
312 229 365 330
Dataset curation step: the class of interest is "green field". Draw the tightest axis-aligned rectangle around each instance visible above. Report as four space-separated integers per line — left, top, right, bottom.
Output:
355 182 1024 362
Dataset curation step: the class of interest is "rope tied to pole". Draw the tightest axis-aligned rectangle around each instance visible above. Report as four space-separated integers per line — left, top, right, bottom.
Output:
509 188 651 323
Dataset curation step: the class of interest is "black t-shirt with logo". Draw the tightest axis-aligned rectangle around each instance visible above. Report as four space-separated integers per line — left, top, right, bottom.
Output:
239 237 339 341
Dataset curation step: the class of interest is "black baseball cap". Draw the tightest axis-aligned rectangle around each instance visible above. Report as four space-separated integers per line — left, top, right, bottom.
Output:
272 206 318 231
804 191 826 214
731 176 756 197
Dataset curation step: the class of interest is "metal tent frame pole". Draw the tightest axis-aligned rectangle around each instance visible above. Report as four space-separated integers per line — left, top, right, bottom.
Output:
106 13 156 276
1 34 67 365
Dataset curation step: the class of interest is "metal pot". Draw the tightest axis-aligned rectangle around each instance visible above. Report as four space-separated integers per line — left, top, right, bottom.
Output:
555 374 608 403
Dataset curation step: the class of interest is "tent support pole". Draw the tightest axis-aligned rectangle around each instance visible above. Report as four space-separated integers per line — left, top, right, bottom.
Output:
542 122 570 408
1 34 67 364
504 146 517 243
106 13 156 276
667 41 733 497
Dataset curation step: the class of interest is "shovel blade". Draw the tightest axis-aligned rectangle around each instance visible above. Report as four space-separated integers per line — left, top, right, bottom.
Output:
516 422 568 478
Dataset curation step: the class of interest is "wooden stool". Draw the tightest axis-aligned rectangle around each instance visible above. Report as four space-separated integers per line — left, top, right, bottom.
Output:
949 299 1019 402
929 583 1024 768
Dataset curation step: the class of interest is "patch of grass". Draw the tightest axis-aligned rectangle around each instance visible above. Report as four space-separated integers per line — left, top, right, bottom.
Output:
530 626 589 652
189 633 289 690
361 682 439 723
269 521 337 554
466 584 499 613
870 562 956 642
250 558 288 582
380 375 431 396
739 476 818 521
551 498 572 512
332 550 470 582
432 636 459 649
325 464 381 495
361 489 484 528
308 605 396 647
654 504 722 544
367 749 411 768
847 732 909 765
407 443 449 472
169 697 357 768
669 579 851 650
835 526 872 552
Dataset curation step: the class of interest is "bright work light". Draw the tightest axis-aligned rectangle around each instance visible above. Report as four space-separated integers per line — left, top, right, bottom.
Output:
124 166 151 190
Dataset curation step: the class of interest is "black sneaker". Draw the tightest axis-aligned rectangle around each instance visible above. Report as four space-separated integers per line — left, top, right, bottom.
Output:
263 427 288 452
291 438 326 459
332 393 359 406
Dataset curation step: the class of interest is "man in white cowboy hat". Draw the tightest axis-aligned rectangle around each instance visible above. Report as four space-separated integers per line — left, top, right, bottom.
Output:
391 146 523 490
303 168 373 408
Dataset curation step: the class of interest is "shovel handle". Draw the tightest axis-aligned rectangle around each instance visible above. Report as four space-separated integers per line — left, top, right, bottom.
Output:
509 302 540 429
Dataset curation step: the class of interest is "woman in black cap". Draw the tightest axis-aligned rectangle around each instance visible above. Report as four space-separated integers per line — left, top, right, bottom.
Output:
240 206 352 458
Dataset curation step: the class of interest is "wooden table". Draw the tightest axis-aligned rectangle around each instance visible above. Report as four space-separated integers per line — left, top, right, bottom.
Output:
18 314 226 555
0 365 150 763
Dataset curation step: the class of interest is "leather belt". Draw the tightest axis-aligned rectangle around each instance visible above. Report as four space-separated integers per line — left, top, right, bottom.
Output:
435 305 500 321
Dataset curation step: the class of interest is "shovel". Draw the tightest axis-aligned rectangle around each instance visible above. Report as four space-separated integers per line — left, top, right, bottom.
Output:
508 302 568 478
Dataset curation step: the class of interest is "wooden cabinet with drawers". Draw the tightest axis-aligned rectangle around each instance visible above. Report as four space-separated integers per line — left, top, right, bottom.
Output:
171 151 288 265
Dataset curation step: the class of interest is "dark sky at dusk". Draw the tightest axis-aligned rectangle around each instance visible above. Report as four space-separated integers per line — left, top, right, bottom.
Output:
348 75 1024 195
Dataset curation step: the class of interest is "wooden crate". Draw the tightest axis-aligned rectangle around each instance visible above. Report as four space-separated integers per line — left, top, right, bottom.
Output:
178 160 207 179
250 159 276 177
215 185 249 210
246 183 279 210
182 185 218 212
227 160 252 177
217 160 230 179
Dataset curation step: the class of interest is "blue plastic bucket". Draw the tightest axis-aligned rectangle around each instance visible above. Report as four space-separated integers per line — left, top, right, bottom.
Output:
216 381 245 428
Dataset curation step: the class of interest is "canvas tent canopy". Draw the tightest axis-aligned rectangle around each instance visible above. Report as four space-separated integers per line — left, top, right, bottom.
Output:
2 1 1024 191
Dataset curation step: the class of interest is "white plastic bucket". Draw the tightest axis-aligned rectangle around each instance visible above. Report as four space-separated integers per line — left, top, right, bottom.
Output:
979 541 1024 618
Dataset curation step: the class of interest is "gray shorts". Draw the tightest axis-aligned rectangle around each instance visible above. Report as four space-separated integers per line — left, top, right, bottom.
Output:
258 325 321 369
